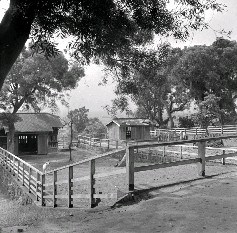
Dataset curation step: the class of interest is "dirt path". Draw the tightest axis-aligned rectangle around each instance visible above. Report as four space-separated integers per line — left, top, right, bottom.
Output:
1 170 237 233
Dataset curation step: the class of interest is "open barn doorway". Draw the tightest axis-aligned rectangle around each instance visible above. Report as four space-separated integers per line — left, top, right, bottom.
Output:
18 134 38 154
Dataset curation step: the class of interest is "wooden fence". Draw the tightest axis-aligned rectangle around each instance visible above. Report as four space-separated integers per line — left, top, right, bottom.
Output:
0 147 45 205
1 134 237 208
78 135 127 150
151 125 237 139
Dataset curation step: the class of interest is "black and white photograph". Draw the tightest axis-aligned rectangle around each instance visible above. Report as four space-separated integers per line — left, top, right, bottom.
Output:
1 0 237 232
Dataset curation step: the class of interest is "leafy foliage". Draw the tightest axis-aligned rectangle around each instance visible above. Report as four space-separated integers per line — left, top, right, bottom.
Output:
173 38 237 124
67 107 89 133
178 116 195 128
68 108 107 138
106 45 189 127
0 47 84 114
83 118 107 138
0 0 224 90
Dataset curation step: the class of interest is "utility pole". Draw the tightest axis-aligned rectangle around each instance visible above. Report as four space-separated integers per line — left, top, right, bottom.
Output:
69 116 73 161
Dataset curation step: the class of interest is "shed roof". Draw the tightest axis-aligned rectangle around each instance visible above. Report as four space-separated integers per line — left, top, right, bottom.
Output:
106 118 152 127
13 113 63 133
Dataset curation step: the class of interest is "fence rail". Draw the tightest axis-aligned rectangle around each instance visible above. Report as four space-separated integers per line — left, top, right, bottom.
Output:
151 125 237 139
1 134 237 208
0 147 44 204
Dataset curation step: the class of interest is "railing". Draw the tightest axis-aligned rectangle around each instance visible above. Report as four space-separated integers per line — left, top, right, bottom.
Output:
48 141 58 148
43 148 126 208
1 134 237 208
125 134 237 192
0 147 45 205
151 125 237 139
78 135 124 150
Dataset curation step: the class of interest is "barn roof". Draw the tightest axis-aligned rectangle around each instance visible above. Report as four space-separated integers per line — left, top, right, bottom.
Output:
13 113 63 133
106 118 152 127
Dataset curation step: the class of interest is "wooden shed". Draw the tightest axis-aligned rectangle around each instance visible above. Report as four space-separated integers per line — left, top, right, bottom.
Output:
106 118 152 141
0 113 63 155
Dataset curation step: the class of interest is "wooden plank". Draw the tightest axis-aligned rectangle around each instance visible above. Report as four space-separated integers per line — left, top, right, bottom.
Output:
89 159 96 208
126 147 134 192
134 158 201 172
53 170 57 207
206 152 237 161
94 193 117 199
198 141 206 177
68 166 73 208
133 135 237 150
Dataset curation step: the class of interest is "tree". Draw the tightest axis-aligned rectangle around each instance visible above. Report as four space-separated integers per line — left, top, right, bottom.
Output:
0 0 224 90
106 45 188 128
67 107 89 133
0 47 84 152
173 38 237 125
83 118 107 138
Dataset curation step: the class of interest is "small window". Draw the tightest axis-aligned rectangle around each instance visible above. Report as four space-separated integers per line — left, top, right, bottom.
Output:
126 127 131 139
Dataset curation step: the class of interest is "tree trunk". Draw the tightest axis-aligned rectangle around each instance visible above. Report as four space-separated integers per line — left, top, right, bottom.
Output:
8 122 15 153
0 1 36 90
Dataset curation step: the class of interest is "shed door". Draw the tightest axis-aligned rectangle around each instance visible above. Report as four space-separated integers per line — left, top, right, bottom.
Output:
18 135 38 154
38 134 48 154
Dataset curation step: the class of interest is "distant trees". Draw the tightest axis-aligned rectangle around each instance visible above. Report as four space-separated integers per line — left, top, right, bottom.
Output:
68 107 106 138
67 107 89 133
83 118 107 138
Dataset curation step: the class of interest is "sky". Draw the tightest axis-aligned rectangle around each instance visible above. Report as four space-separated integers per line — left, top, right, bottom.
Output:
1 0 237 123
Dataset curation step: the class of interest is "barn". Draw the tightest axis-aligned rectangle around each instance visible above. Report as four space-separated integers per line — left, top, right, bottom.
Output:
0 113 63 155
106 118 152 141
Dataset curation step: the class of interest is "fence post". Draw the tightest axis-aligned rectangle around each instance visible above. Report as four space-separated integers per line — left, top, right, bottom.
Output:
53 170 57 207
99 139 102 148
163 146 166 157
89 159 96 208
68 166 73 208
22 163 25 186
107 140 110 150
28 167 32 193
126 146 134 192
198 141 206 177
221 125 224 135
36 172 40 201
180 146 183 159
41 174 45 206
222 150 226 165
116 140 118 149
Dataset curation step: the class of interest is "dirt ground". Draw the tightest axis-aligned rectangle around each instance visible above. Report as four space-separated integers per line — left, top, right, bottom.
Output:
2 143 237 232
2 168 237 233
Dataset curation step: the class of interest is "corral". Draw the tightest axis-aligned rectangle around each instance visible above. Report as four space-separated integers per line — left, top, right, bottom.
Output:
1 129 237 209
